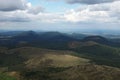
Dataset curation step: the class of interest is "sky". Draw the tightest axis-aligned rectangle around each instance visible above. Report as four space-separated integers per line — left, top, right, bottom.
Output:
0 0 120 32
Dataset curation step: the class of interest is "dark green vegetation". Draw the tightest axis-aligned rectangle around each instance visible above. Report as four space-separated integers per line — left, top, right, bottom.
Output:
0 47 120 80
0 73 16 80
0 31 120 80
69 41 120 67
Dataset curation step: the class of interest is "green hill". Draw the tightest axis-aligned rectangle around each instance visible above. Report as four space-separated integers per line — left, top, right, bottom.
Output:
8 47 89 69
69 41 120 67
0 47 120 80
20 64 120 80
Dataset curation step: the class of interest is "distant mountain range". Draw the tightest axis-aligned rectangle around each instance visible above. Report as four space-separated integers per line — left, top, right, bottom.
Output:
0 31 120 48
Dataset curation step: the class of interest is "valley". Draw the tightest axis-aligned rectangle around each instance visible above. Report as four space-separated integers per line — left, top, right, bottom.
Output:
0 31 120 80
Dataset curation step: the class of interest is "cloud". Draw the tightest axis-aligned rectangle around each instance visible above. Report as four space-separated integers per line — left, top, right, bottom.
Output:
0 10 64 23
64 9 110 23
0 17 30 22
46 0 119 4
27 6 45 14
36 13 64 23
0 11 31 22
64 1 120 23
0 0 45 22
0 0 28 11
0 0 120 25
66 0 119 4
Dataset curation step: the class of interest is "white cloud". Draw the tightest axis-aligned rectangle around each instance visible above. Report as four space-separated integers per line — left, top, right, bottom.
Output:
64 1 120 23
0 10 30 22
0 0 120 25
0 10 64 23
37 13 64 23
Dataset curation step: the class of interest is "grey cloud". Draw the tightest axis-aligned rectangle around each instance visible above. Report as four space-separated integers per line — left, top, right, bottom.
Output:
27 6 44 14
88 4 110 11
0 16 30 22
0 0 27 11
66 0 119 4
